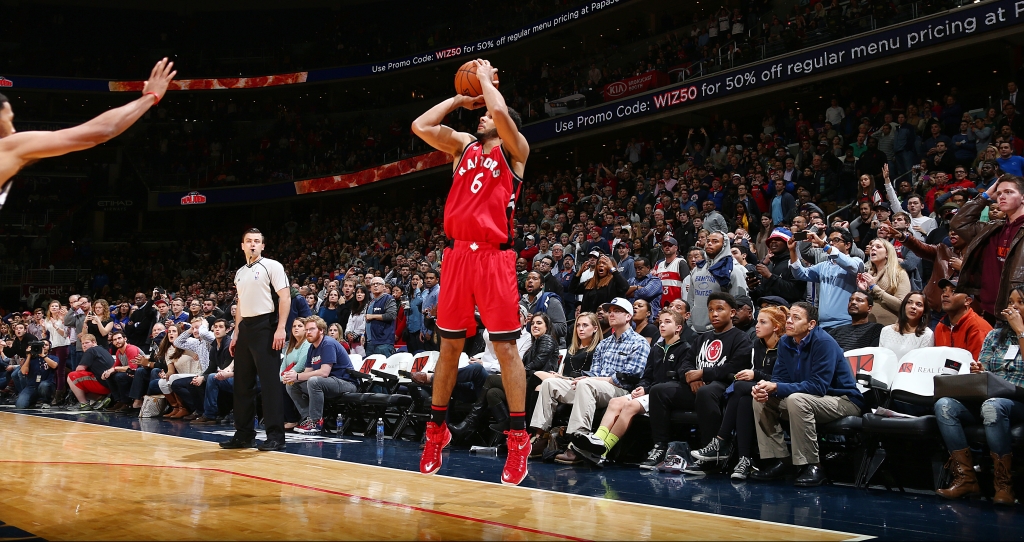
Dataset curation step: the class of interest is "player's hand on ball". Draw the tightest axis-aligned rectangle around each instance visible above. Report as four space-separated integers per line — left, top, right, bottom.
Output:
456 94 486 110
142 58 177 103
474 59 498 87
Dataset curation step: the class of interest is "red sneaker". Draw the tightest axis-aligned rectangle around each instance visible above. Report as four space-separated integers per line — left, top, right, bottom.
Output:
419 422 451 475
501 429 532 485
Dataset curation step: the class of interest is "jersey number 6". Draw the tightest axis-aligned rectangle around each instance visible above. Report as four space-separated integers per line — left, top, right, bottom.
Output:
471 173 484 194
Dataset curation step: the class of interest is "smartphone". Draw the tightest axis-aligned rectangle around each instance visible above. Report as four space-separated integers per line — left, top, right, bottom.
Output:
793 231 808 242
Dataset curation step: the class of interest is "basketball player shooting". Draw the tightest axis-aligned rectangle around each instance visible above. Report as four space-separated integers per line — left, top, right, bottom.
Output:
0 58 176 209
411 59 531 485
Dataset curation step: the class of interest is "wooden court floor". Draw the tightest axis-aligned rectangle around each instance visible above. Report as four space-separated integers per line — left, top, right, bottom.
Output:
0 412 869 541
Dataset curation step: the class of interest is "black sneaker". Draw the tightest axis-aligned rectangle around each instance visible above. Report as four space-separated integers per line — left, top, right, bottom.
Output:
731 456 753 480
570 432 607 456
640 445 667 470
219 436 256 449
691 437 733 463
257 439 287 452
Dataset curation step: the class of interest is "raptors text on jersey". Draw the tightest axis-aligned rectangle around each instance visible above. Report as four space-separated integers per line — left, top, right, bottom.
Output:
444 140 523 246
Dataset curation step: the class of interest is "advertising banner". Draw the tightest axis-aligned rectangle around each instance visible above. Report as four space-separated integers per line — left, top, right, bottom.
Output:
601 70 669 101
523 0 1024 143
2 0 635 92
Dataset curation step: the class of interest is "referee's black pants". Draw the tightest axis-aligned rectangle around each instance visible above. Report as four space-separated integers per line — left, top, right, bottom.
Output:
233 314 285 442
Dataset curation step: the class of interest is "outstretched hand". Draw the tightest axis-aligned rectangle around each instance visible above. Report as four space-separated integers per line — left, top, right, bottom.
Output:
142 58 177 102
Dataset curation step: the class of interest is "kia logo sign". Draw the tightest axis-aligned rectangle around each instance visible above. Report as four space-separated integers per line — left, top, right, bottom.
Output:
605 81 628 97
180 191 207 205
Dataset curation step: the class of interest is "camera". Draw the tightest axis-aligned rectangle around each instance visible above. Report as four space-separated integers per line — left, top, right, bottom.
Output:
616 372 641 389
28 340 45 355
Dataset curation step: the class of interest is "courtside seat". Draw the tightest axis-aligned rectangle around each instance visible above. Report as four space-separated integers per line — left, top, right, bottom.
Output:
859 347 974 490
819 348 899 444
344 354 417 439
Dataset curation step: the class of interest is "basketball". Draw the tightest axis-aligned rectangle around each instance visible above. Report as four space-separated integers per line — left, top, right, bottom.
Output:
454 60 498 97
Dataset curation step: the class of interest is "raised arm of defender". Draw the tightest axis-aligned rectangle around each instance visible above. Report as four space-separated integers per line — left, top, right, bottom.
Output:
0 58 176 186
411 95 484 157
474 59 528 169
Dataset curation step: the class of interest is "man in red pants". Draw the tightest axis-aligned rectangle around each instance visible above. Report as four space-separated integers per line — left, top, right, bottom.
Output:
411 59 531 485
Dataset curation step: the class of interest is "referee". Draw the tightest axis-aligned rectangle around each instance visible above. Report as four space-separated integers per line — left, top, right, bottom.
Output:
220 228 290 451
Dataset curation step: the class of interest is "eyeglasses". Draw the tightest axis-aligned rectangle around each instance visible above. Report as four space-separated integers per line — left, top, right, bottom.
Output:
828 237 845 245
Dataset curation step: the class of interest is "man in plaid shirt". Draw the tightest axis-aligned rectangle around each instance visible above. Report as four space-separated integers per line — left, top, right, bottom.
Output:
529 298 649 463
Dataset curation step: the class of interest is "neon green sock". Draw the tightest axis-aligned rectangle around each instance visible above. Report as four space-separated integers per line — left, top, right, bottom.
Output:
604 433 619 452
594 426 610 442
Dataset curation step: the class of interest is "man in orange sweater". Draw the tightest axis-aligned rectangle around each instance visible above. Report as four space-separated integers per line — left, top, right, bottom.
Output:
934 278 992 360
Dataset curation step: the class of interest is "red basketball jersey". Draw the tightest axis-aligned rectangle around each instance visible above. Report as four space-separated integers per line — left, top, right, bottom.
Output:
444 140 522 246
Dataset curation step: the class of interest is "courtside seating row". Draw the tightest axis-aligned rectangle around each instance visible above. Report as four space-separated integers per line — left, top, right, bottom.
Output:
320 347 1022 490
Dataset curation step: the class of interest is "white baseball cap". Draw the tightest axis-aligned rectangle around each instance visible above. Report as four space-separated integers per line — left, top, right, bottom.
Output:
601 297 634 317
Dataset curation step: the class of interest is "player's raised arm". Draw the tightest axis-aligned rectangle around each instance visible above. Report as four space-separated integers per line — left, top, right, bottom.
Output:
411 95 483 157
0 58 176 185
474 59 528 165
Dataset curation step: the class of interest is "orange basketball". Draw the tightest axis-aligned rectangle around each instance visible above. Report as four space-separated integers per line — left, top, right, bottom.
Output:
454 60 498 97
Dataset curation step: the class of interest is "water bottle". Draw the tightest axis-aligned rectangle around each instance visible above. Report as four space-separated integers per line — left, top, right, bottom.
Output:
376 417 385 442
376 443 384 465
336 413 344 435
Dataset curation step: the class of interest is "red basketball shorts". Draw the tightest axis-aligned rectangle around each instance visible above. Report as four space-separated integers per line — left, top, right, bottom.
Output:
436 240 522 341
68 370 110 395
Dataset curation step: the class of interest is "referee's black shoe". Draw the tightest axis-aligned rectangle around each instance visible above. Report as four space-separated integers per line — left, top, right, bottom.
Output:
219 436 256 449
257 439 287 452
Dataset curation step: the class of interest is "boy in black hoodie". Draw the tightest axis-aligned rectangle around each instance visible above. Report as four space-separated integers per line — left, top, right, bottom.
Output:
641 292 753 470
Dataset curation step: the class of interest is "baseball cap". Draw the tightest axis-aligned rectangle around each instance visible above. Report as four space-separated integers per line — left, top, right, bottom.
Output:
735 296 754 310
154 299 168 307
873 201 891 212
21 311 31 316
601 297 635 317
767 227 793 243
587 247 606 259
661 236 678 246
526 235 535 241
937 278 959 290
759 296 791 309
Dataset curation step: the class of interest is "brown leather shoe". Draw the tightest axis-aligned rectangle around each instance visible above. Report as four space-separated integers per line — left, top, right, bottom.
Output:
555 447 584 465
936 448 980 499
167 408 189 419
410 372 433 385
991 452 1016 505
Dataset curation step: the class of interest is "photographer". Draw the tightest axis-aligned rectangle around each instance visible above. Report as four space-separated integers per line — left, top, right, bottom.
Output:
14 340 57 408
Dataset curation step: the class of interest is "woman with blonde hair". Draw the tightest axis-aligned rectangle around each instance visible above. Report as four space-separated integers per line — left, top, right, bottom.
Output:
858 238 911 325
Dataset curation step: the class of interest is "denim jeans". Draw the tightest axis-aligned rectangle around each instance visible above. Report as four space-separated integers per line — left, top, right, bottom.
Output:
204 377 234 419
366 343 396 357
285 375 357 422
452 363 488 404
16 380 54 408
934 396 1024 456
